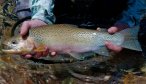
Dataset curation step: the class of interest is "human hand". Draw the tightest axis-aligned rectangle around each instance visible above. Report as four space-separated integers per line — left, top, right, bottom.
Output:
105 23 129 53
21 46 57 59
21 46 49 58
20 19 47 37
20 19 56 58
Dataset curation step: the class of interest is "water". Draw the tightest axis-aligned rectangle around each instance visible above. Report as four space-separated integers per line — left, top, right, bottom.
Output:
0 43 144 83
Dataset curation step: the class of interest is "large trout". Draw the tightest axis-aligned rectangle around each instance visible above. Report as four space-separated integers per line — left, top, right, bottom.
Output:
1 24 142 60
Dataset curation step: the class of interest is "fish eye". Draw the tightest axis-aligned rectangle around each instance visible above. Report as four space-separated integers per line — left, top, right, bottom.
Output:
11 40 17 44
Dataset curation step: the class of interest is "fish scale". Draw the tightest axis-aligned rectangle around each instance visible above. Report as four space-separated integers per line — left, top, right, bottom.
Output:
30 24 100 48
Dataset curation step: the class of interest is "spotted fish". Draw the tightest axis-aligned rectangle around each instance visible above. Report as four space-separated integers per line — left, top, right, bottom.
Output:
1 24 142 60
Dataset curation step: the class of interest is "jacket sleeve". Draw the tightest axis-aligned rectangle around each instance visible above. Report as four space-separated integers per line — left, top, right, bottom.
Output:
116 0 146 27
30 0 56 24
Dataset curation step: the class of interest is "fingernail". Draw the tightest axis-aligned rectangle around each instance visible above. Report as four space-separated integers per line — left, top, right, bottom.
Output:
51 52 56 56
25 54 32 58
49 52 56 57
108 29 112 32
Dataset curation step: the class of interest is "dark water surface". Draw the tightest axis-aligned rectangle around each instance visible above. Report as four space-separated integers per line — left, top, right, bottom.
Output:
0 49 145 84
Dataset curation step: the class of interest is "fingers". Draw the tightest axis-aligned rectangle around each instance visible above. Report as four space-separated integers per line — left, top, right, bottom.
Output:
42 47 49 57
96 26 119 34
34 47 50 58
105 41 122 53
20 21 30 37
49 51 56 57
108 27 118 34
21 47 56 59
106 27 122 52
19 20 49 59
21 54 32 59
20 20 47 37
96 26 123 53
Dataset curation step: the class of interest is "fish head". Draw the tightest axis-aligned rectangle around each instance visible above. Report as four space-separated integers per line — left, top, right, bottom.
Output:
2 36 35 54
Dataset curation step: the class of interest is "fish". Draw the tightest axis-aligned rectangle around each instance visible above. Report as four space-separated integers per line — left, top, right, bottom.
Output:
1 24 142 60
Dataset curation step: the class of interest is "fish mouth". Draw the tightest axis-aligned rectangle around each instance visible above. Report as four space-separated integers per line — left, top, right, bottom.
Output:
2 43 11 50
1 43 22 54
1 43 32 54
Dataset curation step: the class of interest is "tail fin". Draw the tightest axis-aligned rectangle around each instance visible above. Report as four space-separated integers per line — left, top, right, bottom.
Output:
118 26 142 51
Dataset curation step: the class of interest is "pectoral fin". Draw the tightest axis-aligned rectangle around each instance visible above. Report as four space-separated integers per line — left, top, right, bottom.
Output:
33 44 46 52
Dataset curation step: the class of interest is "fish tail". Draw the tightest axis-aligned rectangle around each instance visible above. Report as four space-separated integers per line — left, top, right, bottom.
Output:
118 26 142 51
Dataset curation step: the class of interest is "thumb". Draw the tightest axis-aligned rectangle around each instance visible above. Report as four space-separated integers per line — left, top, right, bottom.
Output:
108 27 118 34
20 21 30 37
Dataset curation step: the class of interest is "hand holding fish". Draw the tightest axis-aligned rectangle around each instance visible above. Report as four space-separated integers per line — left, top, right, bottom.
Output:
20 19 47 38
105 23 130 53
20 19 55 58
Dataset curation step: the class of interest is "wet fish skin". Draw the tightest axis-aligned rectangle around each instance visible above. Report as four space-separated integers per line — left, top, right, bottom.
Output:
1 24 141 60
